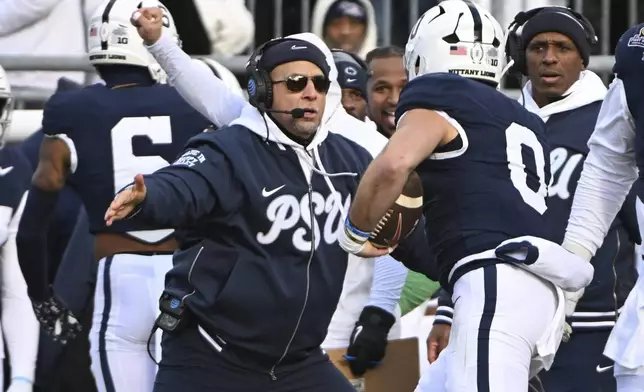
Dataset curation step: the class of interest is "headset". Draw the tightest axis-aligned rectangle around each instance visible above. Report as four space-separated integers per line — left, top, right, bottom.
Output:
505 6 598 76
246 37 296 111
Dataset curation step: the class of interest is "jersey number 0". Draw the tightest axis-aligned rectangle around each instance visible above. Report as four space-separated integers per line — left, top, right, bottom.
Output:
505 123 548 215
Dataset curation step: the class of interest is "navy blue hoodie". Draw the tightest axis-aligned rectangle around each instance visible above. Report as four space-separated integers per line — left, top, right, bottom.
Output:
127 106 430 377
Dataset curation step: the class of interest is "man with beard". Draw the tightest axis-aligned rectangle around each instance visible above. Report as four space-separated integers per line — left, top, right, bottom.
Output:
365 46 407 137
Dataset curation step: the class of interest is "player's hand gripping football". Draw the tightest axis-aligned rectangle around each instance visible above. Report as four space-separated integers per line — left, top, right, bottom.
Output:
338 219 392 258
104 174 147 226
131 5 164 45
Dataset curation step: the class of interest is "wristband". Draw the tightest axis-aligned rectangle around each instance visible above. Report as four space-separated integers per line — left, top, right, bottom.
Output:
344 217 370 242
339 217 370 255
11 377 33 384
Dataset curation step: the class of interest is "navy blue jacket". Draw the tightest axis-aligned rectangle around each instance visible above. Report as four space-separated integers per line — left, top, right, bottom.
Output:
129 125 427 375
546 100 638 331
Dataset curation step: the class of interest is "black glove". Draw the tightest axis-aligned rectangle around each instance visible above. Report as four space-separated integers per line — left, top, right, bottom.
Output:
344 306 396 376
31 295 82 345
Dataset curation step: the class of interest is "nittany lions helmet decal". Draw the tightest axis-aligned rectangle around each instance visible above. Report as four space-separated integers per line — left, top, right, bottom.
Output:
88 0 179 82
0 65 13 146
405 0 504 86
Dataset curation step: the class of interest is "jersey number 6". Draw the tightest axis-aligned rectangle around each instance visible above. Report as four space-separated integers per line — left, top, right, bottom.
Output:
110 116 173 193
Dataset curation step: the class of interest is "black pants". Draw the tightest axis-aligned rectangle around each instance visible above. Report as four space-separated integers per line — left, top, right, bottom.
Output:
153 326 355 392
539 329 615 392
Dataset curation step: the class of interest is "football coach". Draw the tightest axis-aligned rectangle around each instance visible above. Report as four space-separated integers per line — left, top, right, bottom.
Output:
103 6 429 392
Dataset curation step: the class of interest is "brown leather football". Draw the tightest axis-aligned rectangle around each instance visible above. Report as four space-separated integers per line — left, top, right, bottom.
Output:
369 171 424 249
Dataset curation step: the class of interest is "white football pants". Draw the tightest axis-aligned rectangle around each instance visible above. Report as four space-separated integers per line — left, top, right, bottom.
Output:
90 253 173 392
415 263 557 392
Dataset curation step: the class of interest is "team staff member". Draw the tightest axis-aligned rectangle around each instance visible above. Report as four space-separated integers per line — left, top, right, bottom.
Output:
512 8 638 391
109 9 428 391
134 10 420 378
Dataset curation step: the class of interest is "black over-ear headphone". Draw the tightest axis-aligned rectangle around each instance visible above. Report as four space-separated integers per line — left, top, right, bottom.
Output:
505 6 598 75
246 37 294 111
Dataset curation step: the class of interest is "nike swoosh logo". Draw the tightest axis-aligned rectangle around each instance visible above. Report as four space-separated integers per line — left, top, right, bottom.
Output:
353 325 363 343
262 185 285 197
347 78 356 82
291 45 307 50
0 166 14 176
596 364 613 373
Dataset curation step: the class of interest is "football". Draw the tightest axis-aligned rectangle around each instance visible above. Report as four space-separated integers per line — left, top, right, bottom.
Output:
369 171 424 249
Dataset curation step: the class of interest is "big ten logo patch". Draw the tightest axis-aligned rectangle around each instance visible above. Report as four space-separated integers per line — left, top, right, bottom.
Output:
548 147 583 200
257 191 351 252
173 149 206 168
628 27 644 48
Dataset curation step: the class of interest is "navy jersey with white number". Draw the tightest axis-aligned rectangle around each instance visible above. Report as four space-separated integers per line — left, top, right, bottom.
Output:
41 83 212 240
396 73 552 282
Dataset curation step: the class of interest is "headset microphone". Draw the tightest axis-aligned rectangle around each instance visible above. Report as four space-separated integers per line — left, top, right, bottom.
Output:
265 108 316 119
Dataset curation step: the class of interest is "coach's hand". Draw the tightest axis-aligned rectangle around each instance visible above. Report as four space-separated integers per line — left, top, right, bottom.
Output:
105 174 147 226
427 323 450 363
131 6 164 45
344 306 395 376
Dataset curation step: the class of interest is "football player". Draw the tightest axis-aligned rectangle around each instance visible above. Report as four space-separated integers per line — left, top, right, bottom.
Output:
0 65 40 392
562 23 644 392
15 1 211 391
338 1 592 391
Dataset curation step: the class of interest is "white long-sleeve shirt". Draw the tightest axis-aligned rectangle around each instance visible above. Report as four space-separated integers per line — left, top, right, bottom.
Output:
563 78 637 258
1 192 39 382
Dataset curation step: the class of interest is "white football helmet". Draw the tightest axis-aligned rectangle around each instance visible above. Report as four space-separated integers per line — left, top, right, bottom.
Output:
405 0 505 86
87 0 179 82
0 65 13 147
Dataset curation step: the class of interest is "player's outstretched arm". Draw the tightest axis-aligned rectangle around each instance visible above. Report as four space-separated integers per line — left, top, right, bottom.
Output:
133 7 248 127
106 144 237 228
348 109 451 233
564 78 637 260
17 137 71 301
2 193 39 390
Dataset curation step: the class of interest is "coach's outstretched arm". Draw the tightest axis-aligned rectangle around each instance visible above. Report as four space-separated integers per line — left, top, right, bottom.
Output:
105 142 238 228
132 7 247 127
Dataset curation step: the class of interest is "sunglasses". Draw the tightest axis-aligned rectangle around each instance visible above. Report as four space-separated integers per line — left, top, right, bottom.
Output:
272 74 329 93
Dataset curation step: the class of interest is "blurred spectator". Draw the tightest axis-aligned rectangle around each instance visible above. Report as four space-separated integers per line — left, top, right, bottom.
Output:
0 0 87 106
195 0 254 56
311 0 377 58
163 0 254 56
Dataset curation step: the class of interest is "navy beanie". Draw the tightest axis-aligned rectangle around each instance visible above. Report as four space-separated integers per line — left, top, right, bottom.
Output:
333 51 367 97
324 0 367 27
260 39 330 79
521 8 591 66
